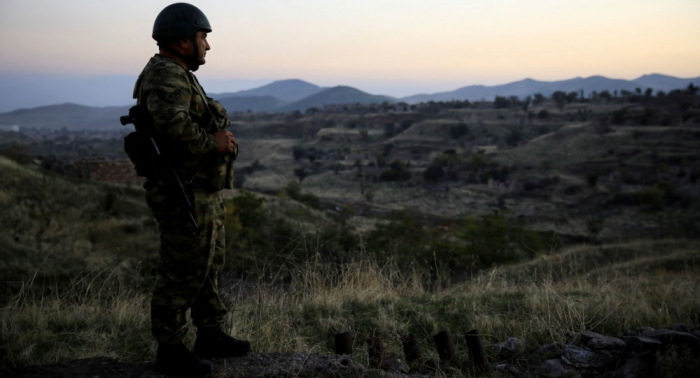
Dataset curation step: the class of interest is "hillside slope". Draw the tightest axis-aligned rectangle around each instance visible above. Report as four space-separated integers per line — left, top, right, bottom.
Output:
279 86 395 112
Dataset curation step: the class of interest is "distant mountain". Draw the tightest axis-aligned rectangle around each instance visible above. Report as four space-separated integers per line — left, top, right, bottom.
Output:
632 74 700 92
278 86 395 112
217 95 288 113
3 74 699 129
213 79 323 103
401 75 700 103
0 103 128 130
0 74 136 113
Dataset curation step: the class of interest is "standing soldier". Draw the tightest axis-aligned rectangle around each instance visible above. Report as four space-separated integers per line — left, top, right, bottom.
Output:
132 3 249 376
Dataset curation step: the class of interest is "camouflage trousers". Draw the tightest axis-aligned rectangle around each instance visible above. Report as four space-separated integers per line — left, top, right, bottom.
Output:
146 184 227 344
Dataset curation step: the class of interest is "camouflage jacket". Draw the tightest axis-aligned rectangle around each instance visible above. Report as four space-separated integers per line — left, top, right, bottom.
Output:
133 54 234 192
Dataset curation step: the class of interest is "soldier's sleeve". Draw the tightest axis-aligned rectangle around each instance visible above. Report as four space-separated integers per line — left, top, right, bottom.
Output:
143 64 216 154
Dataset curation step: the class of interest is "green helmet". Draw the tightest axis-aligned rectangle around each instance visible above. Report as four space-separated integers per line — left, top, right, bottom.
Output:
152 3 212 41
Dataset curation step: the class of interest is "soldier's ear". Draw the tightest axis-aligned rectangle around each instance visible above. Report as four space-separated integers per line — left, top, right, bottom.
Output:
176 37 192 51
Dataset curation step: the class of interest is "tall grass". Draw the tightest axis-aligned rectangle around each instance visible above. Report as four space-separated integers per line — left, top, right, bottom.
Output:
2 240 699 376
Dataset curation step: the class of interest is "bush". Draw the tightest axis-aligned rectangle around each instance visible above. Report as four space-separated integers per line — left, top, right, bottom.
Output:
0 143 33 164
423 165 445 183
450 123 469 139
292 146 306 161
379 160 411 181
453 214 551 268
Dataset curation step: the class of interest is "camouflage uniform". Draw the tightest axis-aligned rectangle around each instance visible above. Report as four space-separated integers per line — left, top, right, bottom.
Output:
134 53 234 344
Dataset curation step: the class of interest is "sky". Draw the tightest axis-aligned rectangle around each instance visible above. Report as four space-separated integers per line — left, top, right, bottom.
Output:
0 0 699 97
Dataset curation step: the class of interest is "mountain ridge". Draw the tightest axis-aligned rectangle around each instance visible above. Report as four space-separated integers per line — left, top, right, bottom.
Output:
1 74 698 128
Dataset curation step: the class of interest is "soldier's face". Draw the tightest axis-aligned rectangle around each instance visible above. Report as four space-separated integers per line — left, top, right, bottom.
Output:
195 31 210 66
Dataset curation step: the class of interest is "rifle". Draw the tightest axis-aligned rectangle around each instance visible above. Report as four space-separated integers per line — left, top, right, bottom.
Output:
121 105 200 234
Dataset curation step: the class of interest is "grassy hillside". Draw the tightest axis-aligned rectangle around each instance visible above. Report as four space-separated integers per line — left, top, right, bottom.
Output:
1 155 699 376
1 89 699 376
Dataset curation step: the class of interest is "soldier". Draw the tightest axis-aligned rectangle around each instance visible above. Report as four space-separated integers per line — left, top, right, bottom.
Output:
133 3 249 376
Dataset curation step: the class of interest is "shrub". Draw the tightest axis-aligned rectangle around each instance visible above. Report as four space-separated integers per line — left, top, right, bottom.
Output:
423 165 445 183
379 160 410 181
292 146 306 161
450 123 469 139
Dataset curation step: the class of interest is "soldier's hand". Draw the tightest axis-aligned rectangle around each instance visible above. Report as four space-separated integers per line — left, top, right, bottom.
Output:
213 130 235 154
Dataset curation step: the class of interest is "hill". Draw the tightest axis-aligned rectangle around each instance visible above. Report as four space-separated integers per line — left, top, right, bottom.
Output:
0 103 128 130
632 73 700 92
214 79 323 102
278 86 395 112
217 95 288 113
402 75 700 103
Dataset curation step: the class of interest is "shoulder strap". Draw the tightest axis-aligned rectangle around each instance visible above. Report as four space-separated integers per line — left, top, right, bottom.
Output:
187 72 213 118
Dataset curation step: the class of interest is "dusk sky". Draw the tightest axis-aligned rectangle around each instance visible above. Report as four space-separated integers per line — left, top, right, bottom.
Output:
1 0 699 96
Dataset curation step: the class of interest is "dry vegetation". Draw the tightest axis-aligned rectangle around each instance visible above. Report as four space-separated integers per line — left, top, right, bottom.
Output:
1 89 700 376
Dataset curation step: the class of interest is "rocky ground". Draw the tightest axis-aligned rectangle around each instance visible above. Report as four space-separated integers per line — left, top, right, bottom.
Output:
1 352 428 378
3 325 698 378
493 325 700 378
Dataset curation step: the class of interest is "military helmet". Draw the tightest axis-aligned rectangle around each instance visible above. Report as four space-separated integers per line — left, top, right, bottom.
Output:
152 3 212 41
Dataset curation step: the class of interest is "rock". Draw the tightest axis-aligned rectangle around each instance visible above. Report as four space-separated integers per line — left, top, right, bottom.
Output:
530 343 564 362
496 337 526 360
383 356 410 374
537 359 581 378
495 363 524 376
580 331 625 350
622 336 663 354
560 345 615 370
638 327 655 336
614 351 656 378
666 324 692 333
645 329 700 350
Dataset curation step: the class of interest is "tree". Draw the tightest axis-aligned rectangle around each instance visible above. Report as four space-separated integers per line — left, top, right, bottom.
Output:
494 96 511 109
552 91 567 111
294 168 307 183
450 123 469 139
506 128 522 146
533 93 546 105
379 160 410 181
292 146 306 161
423 165 445 183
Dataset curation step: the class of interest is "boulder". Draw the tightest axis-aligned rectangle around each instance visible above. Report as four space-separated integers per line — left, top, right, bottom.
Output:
645 329 700 350
638 327 656 336
580 331 625 350
622 336 663 354
614 351 656 378
531 343 564 361
560 345 615 370
496 337 526 360
495 363 524 376
537 359 581 378
666 324 692 333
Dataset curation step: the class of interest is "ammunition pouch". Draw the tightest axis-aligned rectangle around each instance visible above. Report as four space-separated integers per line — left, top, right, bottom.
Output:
124 131 157 178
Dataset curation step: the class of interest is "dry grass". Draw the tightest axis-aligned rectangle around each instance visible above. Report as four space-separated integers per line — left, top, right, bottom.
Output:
2 239 698 377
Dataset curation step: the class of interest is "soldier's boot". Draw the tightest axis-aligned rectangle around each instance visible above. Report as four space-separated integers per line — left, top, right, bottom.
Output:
156 342 213 377
194 328 251 359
